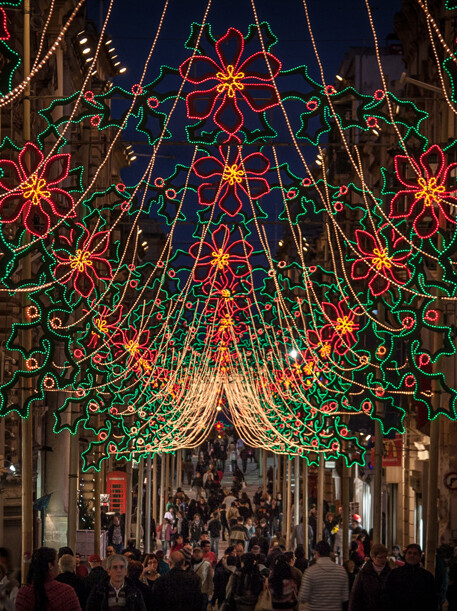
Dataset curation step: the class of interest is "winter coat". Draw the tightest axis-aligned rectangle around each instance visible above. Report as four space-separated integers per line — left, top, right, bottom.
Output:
84 565 108 594
15 579 82 611
225 569 264 611
160 522 176 542
212 560 235 605
348 560 391 611
385 562 438 611
85 577 146 611
55 571 87 609
208 518 222 538
150 567 203 611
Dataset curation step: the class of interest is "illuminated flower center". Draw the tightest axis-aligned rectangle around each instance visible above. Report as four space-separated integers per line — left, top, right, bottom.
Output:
221 289 233 300
94 317 108 334
124 340 140 356
372 247 392 271
222 163 244 186
416 176 445 207
69 249 93 273
216 64 245 98
20 173 51 205
138 357 152 370
220 316 234 330
335 315 355 334
319 342 331 358
303 362 315 376
211 248 230 270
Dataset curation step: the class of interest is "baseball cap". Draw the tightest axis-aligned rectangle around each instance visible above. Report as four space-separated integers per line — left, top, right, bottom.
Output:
353 514 361 522
88 554 101 563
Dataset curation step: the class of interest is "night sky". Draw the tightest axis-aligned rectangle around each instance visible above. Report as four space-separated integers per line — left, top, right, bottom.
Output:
86 0 403 249
88 0 403 84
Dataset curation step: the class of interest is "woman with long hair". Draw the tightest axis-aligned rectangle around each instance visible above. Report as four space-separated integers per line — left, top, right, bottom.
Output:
268 555 298 610
15 547 81 611
225 552 264 610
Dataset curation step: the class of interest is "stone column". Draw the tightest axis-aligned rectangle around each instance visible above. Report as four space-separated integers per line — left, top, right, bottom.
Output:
43 408 70 550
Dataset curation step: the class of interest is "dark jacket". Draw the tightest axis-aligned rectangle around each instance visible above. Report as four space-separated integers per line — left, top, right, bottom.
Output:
190 520 204 543
348 560 391 611
225 569 264 611
55 571 87 609
85 577 146 611
386 562 438 611
150 567 203 611
84 566 108 594
208 518 222 538
212 560 234 604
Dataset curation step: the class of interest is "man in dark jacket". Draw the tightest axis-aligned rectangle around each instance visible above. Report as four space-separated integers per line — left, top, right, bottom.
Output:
386 543 438 611
349 543 391 611
150 550 203 611
55 553 87 609
85 554 108 594
86 554 146 611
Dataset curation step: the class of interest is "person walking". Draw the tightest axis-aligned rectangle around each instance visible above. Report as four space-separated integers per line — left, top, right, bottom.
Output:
141 553 161 591
230 517 249 547
385 543 438 611
191 546 214 609
298 540 349 611
201 540 217 569
212 547 237 609
85 553 146 611
239 447 249 474
85 553 108 593
208 511 222 557
225 552 264 610
230 448 237 472
150 550 203 611
268 555 298 611
107 514 124 554
55 554 87 609
348 543 391 611
0 562 17 610
190 513 204 546
159 518 176 554
15 547 82 611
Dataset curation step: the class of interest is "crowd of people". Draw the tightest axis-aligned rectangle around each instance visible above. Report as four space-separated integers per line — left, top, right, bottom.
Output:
0 435 452 610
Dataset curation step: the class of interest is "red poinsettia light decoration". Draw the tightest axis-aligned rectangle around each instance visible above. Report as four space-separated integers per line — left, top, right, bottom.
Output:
179 27 281 134
209 307 248 344
0 9 10 41
53 224 112 299
189 224 253 285
193 147 270 216
320 299 360 356
111 327 155 375
351 226 411 296
390 144 457 238
0 142 76 237
306 326 334 362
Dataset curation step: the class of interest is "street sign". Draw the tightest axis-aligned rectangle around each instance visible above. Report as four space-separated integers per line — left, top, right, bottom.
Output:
444 472 457 491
